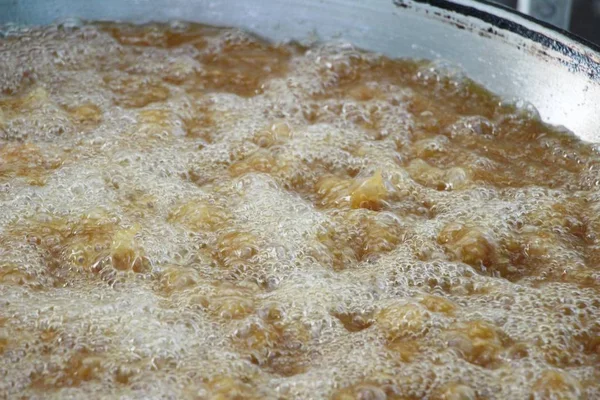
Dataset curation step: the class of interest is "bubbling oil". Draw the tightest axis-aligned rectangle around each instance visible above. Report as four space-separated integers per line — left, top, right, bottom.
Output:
0 21 599 400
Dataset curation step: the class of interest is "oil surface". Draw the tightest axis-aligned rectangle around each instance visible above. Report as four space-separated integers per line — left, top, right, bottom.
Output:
0 21 599 400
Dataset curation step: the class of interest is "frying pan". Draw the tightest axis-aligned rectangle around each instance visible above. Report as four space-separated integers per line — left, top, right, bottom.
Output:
1 0 599 143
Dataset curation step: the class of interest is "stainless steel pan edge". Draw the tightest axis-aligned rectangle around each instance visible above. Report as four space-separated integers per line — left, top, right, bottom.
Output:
1 0 599 142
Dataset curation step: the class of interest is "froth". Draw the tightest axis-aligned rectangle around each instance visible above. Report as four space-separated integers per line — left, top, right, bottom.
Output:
0 21 599 400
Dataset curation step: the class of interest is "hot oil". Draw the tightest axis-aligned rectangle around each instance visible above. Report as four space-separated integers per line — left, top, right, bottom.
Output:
0 21 599 400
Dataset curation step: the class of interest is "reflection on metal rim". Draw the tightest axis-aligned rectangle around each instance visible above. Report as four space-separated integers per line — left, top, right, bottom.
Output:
395 0 600 79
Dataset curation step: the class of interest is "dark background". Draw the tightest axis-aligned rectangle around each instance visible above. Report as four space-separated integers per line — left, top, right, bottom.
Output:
492 0 600 46
570 0 600 45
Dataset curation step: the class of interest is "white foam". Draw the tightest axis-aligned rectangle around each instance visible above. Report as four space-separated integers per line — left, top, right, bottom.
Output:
0 22 599 400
